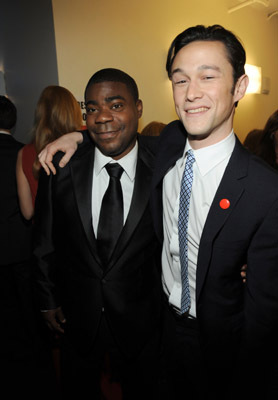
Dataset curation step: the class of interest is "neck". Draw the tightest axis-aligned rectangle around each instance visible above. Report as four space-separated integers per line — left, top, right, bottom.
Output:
188 131 232 150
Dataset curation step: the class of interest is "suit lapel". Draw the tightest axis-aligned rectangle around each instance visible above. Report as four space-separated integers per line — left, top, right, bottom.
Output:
70 144 100 263
196 139 249 301
152 120 186 241
153 120 186 188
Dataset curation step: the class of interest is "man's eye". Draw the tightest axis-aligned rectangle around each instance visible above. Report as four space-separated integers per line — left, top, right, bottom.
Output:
175 80 187 85
112 103 123 110
86 107 96 114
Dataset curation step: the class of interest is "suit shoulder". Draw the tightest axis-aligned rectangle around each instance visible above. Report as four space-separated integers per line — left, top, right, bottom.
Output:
249 153 278 183
13 139 24 150
234 139 278 185
160 120 185 138
52 131 93 168
138 134 159 155
157 120 187 152
0 134 24 149
137 135 159 170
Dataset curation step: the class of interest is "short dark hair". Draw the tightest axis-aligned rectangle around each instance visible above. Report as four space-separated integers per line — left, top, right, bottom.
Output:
0 95 17 130
166 24 246 88
84 68 139 103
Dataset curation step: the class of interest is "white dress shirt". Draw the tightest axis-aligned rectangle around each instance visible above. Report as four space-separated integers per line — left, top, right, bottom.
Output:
162 131 236 317
91 142 138 236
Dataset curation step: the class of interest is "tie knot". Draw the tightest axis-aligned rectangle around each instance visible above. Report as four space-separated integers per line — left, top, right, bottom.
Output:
105 163 124 179
186 149 195 165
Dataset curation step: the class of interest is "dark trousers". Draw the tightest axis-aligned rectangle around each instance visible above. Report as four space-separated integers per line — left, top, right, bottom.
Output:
159 301 278 400
158 302 207 400
0 261 57 399
60 313 161 400
158 301 245 400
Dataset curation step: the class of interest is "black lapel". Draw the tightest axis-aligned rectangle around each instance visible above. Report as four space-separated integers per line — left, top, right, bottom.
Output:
151 120 187 242
153 120 186 187
70 143 101 264
196 139 249 301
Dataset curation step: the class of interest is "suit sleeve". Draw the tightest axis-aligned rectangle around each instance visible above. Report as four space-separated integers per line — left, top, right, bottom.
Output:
81 129 92 144
243 197 278 353
33 167 60 310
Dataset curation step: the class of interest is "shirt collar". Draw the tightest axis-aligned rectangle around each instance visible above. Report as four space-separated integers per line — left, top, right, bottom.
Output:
0 130 11 135
94 141 138 181
184 131 236 176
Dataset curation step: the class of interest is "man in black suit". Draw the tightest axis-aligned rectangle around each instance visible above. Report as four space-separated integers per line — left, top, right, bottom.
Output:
150 25 278 399
33 69 163 399
0 96 55 398
0 96 32 266
0 95 33 380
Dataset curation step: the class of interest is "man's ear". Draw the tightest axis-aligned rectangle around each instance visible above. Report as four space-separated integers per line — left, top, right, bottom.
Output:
234 74 249 103
136 99 143 119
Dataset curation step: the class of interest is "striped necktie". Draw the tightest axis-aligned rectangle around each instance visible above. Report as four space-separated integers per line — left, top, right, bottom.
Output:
178 149 195 314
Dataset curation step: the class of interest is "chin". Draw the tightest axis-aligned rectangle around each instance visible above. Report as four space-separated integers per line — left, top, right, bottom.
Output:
102 147 123 159
96 144 114 156
187 131 211 141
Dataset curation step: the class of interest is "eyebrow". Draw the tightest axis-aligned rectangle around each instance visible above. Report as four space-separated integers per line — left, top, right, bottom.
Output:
86 95 126 106
198 64 221 72
171 64 221 76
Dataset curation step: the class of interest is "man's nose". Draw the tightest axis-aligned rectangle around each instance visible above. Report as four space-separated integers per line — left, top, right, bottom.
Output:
186 81 203 101
95 109 113 123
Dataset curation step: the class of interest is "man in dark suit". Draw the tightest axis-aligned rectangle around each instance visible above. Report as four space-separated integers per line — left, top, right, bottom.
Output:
0 96 55 398
0 94 33 369
0 96 32 266
150 25 278 399
33 69 163 399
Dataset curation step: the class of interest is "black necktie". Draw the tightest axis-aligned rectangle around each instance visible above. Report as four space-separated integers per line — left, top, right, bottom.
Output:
97 163 124 266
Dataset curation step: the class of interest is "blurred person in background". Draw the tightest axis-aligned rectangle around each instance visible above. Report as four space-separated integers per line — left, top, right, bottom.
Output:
243 128 263 153
140 121 166 136
15 85 82 396
255 109 278 170
16 85 82 220
0 95 56 399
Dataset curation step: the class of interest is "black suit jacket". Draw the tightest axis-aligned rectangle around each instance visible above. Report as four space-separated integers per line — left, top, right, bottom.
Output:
151 120 278 367
0 133 32 265
33 132 162 358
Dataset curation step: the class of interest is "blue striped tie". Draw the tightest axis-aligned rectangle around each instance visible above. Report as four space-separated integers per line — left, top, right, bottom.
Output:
178 149 195 314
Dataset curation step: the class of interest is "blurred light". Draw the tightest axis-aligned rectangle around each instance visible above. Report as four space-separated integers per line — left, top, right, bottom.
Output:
245 64 262 94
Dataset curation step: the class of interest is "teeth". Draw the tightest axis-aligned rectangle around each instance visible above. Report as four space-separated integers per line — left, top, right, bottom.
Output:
187 107 208 114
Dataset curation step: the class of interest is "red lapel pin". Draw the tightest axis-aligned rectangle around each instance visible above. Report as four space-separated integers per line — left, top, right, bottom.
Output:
220 198 230 209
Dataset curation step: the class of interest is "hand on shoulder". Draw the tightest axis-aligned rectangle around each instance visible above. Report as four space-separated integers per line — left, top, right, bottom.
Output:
38 131 83 175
